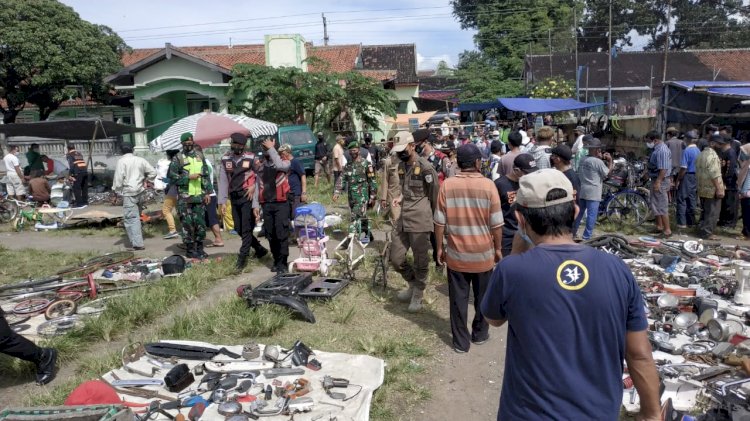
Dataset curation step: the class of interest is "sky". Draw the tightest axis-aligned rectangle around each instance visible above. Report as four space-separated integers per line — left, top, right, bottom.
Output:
59 0 477 70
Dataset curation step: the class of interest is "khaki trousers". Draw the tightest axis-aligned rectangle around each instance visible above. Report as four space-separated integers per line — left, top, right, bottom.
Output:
389 230 431 291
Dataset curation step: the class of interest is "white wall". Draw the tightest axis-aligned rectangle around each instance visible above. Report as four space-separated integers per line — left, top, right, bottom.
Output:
265 35 307 71
395 85 419 114
134 56 224 86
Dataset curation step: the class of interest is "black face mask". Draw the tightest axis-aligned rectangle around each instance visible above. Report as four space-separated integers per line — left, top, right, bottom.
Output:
414 143 425 155
397 150 411 162
231 146 244 155
317 136 324 142
183 144 194 152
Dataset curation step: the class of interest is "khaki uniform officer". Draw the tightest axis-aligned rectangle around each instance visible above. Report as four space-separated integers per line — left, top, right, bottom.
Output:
389 130 439 312
378 148 402 222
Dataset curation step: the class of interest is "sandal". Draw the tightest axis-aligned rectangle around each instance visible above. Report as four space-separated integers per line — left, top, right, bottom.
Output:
206 243 225 248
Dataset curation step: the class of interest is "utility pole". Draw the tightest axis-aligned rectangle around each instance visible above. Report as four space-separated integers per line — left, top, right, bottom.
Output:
322 13 329 46
548 28 553 77
607 0 612 117
662 0 672 82
574 7 579 104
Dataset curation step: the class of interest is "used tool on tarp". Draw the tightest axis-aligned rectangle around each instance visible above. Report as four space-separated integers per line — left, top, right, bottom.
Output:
145 342 241 360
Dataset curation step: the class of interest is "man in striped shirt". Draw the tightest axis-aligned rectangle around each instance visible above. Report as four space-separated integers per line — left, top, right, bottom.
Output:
434 144 504 353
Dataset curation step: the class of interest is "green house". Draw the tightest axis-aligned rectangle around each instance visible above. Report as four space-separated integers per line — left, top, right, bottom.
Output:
106 35 421 152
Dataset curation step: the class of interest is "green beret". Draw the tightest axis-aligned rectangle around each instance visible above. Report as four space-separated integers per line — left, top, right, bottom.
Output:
347 141 359 150
180 132 193 143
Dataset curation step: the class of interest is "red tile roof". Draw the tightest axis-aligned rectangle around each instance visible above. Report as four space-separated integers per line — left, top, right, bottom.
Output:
692 49 750 81
121 43 361 73
307 45 361 72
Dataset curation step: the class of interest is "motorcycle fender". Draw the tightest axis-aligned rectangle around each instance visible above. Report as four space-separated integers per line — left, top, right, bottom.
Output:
267 296 316 324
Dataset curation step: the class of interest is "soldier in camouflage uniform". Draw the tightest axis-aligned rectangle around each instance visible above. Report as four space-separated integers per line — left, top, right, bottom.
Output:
333 140 378 243
168 132 213 259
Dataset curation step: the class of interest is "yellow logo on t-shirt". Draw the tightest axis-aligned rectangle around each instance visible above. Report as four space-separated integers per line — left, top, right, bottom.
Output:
556 260 589 291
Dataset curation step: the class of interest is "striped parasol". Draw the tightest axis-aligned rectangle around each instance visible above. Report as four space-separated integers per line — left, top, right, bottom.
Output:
149 112 278 152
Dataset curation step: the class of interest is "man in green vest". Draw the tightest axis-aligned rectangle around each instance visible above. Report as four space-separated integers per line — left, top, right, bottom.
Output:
168 132 213 259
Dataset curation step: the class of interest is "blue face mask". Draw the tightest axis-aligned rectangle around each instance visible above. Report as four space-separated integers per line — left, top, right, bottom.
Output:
518 226 535 247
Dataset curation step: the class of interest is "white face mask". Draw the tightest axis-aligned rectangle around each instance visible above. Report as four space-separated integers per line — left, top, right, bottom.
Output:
646 142 655 149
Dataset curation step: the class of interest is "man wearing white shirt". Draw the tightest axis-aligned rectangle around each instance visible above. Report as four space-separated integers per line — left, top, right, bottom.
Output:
112 143 157 250
3 145 26 199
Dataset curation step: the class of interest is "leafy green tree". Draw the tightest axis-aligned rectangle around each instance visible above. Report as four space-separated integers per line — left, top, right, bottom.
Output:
452 0 580 78
228 64 396 133
576 0 749 52
451 50 523 102
577 0 656 52
435 60 455 77
644 0 750 50
0 0 128 123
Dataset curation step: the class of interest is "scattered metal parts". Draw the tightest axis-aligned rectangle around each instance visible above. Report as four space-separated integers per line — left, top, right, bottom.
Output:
218 401 243 416
243 342 261 360
110 378 165 387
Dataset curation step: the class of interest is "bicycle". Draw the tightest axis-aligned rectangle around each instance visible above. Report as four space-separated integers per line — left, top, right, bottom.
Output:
597 158 651 226
11 199 44 231
334 202 371 281
0 193 20 223
370 211 393 291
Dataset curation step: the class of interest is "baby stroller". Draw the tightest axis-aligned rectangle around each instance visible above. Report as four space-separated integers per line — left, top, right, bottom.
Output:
290 203 333 275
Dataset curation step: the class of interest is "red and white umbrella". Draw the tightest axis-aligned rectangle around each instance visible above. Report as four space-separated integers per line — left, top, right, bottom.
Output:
150 112 278 152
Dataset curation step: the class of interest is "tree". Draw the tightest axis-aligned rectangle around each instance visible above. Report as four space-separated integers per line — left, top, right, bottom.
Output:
435 60 455 77
452 0 581 79
228 64 396 133
644 0 750 50
0 0 128 123
451 50 523 102
577 0 656 52
578 0 750 52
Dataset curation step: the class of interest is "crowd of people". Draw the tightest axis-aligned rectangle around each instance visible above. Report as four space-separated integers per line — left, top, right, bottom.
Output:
2 143 88 208
9 119 750 420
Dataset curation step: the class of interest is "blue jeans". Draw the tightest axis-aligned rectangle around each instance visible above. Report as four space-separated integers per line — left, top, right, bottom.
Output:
572 199 600 240
123 194 144 248
676 173 697 226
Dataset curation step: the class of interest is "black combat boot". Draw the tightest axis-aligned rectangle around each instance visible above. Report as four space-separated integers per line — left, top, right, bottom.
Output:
185 242 197 259
36 348 57 385
235 254 248 273
195 242 209 259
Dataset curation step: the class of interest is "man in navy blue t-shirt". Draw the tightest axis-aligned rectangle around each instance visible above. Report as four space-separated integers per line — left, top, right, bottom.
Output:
480 168 660 421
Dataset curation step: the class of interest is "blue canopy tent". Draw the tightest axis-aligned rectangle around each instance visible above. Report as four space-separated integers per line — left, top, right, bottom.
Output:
662 81 750 127
456 98 606 113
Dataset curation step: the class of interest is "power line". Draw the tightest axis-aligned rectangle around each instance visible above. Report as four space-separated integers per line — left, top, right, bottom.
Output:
120 7 550 40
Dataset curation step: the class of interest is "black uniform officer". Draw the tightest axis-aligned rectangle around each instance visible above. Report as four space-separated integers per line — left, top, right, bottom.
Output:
218 133 269 272
1 309 57 385
257 137 292 273
66 144 88 208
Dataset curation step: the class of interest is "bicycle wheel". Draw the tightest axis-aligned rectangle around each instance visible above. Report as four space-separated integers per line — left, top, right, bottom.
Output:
44 299 78 320
37 315 83 337
370 257 388 290
0 200 18 223
57 251 135 277
13 298 51 315
606 191 650 226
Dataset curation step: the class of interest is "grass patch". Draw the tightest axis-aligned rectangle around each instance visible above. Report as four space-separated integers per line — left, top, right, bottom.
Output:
52 258 236 348
0 257 238 379
162 299 290 340
0 246 99 285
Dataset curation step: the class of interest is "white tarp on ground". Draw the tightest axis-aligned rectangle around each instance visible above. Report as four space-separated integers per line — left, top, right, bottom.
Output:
101 340 385 421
